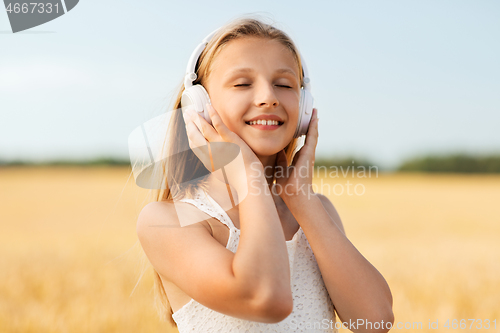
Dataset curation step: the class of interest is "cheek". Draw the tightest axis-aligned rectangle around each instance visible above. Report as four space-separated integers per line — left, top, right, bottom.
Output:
279 89 300 113
215 106 242 132
208 93 232 126
284 100 300 124
216 96 248 128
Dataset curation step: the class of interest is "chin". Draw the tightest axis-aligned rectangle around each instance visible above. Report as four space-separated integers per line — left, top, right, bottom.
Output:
239 131 294 158
248 143 287 157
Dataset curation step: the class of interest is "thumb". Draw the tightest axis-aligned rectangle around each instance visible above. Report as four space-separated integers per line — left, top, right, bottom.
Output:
206 103 234 141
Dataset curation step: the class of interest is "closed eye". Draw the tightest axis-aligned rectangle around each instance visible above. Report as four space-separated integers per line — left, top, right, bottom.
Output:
234 84 292 88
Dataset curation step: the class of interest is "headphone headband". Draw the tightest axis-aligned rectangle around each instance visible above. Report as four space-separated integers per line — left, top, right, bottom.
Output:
184 28 311 92
298 50 311 91
184 29 218 88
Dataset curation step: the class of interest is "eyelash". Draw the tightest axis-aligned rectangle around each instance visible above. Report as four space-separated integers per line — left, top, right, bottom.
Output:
234 84 292 88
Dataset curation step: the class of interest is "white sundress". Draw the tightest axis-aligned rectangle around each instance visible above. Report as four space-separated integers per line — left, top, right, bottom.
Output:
172 188 338 332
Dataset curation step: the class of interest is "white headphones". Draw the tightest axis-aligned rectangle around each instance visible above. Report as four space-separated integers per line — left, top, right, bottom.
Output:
181 28 314 138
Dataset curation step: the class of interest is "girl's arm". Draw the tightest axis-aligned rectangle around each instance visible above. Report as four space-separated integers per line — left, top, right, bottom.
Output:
275 109 394 333
284 193 394 333
137 105 293 323
137 173 293 324
232 165 293 313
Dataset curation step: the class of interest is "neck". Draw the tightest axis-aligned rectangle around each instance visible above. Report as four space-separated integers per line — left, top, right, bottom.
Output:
204 154 277 195
257 153 287 210
204 153 279 204
204 153 282 211
257 154 278 188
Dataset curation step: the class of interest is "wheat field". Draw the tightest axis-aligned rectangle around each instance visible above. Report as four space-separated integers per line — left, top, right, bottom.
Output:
0 167 498 332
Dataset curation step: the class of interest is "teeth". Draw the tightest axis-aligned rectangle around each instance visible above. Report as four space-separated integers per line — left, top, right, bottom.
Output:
248 120 280 125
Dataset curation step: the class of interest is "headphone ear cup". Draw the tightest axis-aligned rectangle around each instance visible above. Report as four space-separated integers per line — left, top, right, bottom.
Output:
294 89 314 138
181 85 212 124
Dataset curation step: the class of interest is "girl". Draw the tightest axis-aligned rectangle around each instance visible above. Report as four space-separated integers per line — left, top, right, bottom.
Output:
137 17 394 332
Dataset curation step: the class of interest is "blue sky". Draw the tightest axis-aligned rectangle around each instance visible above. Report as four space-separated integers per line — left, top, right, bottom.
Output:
1 0 499 169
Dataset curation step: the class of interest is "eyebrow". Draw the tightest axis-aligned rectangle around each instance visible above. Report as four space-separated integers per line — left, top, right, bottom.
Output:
224 67 298 79
275 68 298 76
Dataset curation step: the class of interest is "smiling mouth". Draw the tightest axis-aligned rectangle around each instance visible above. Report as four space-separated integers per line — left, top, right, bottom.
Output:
245 120 284 126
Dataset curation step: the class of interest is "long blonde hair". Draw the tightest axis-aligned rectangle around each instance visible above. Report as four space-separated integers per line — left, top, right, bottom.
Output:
150 16 306 327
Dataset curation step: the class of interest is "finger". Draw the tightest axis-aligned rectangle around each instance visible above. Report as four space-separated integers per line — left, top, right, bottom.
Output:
187 109 222 142
184 115 208 149
305 108 319 140
183 109 209 147
206 104 235 142
289 109 318 168
302 108 319 155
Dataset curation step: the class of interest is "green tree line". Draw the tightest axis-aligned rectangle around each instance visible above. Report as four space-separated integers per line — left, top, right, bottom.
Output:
314 153 500 173
397 153 500 173
2 153 500 173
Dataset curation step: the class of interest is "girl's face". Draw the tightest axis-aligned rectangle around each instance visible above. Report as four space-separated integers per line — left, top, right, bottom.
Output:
205 37 301 157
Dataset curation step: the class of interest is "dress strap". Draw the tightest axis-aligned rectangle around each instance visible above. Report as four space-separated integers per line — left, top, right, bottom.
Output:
203 191 238 231
178 188 235 230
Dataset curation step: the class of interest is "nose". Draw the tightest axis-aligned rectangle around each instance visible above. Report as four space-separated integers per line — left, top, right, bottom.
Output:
254 81 279 108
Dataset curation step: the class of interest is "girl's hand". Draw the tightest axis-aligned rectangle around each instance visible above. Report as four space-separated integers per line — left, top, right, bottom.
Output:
183 104 263 193
274 108 319 201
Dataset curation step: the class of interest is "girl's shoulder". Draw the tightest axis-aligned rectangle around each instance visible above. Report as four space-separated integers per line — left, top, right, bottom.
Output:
137 200 213 233
136 200 288 323
314 193 345 234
